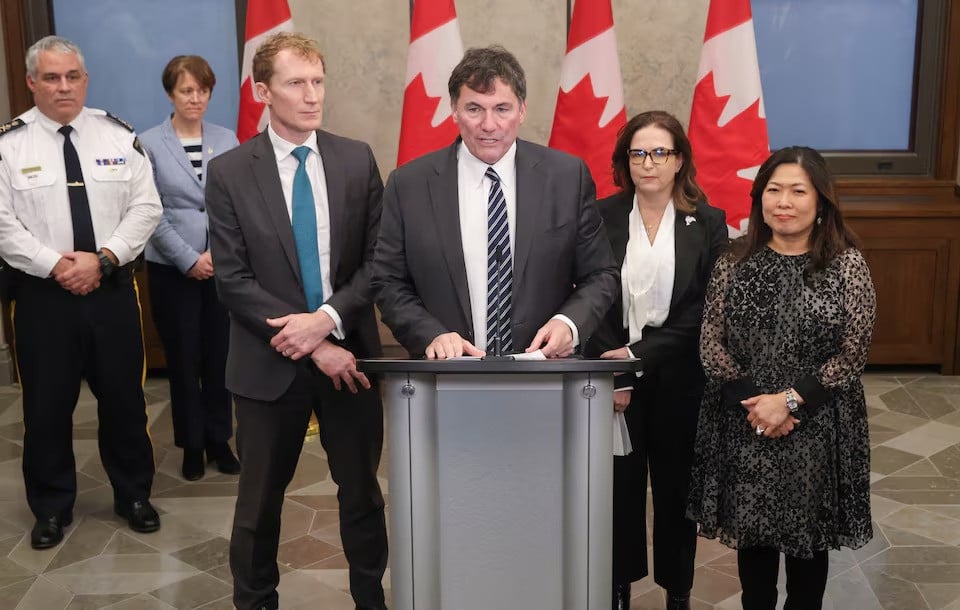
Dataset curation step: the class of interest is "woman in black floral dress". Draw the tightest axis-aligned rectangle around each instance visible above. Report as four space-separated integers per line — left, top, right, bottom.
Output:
687 146 876 610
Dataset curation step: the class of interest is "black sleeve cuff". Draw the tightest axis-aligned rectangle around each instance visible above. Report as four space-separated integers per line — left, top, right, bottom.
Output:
722 377 761 409
794 374 831 414
614 375 634 391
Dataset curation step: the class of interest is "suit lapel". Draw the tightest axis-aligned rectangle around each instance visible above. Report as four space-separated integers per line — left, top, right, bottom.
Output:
250 132 301 279
161 118 202 188
606 193 632 326
672 206 701 305
316 131 344 284
429 143 472 326
512 141 546 287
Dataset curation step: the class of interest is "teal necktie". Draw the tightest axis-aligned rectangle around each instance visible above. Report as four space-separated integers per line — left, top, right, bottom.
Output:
291 146 323 311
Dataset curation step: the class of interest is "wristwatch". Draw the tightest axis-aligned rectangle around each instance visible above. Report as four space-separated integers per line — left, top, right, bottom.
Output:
97 250 115 279
785 388 799 413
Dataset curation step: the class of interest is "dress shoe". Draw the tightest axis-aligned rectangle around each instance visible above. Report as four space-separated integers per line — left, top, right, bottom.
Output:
181 448 205 481
30 514 72 549
115 500 161 533
666 590 691 610
613 582 631 610
207 442 241 475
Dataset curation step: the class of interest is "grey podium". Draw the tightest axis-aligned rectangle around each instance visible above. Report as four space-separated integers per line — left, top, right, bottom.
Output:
359 358 640 610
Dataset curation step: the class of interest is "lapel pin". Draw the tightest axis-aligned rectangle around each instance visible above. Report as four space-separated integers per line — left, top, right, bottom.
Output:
685 216 696 226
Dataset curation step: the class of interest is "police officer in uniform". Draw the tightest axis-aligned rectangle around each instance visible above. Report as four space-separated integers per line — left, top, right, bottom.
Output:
0 36 163 549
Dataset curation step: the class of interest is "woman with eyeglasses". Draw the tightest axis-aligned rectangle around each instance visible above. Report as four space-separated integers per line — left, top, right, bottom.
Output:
586 110 727 610
687 147 876 610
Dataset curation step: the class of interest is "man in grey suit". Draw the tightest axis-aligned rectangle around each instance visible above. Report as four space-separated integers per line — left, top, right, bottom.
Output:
373 45 619 359
205 33 387 610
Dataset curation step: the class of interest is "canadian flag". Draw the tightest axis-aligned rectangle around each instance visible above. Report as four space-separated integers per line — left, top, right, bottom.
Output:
237 0 294 142
397 0 464 166
688 0 770 236
548 0 626 199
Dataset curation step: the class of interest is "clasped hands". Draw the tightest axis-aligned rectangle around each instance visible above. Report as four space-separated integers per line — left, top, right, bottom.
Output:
51 250 107 295
424 318 574 359
267 309 370 393
743 392 800 439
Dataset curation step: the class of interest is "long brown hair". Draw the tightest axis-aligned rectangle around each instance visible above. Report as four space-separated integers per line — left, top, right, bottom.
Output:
610 110 704 213
733 146 860 276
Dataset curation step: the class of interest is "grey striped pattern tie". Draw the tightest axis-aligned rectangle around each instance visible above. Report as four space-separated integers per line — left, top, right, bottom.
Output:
485 167 513 352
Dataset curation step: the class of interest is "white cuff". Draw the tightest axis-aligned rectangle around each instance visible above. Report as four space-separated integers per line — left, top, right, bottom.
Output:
551 314 579 347
320 304 346 340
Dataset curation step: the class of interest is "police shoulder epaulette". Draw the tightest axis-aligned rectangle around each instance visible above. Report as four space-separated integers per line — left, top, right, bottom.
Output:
103 112 146 156
104 112 134 132
0 118 26 138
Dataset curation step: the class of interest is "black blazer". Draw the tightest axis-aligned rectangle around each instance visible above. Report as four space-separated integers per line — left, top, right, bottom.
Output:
586 192 727 386
206 130 384 401
372 138 619 356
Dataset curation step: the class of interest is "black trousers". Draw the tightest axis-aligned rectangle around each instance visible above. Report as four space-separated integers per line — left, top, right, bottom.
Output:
738 546 829 610
12 272 155 520
230 365 387 610
147 262 231 450
613 369 701 592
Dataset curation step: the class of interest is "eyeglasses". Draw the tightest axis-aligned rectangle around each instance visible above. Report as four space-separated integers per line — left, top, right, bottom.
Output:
627 148 679 165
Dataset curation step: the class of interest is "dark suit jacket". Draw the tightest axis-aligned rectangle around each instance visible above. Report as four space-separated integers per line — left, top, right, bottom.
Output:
206 130 384 401
586 193 727 387
371 138 619 356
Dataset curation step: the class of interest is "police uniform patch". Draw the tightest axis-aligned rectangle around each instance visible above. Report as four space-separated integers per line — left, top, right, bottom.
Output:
0 118 26 137
132 136 145 157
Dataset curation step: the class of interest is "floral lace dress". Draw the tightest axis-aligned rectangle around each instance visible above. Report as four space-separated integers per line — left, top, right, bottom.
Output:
687 247 877 558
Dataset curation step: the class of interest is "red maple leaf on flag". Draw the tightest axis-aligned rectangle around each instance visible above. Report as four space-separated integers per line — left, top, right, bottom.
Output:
397 73 458 166
688 72 769 232
550 75 627 199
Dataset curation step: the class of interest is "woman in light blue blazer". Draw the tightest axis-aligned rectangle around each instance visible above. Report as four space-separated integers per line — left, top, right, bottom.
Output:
141 56 239 481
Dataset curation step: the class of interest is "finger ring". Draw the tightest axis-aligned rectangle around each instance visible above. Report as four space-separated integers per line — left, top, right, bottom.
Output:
755 425 765 435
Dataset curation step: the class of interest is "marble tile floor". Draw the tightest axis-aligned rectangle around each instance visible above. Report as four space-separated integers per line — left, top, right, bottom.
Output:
0 372 956 608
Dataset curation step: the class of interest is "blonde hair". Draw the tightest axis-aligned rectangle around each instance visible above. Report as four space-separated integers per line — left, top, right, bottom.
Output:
252 32 325 85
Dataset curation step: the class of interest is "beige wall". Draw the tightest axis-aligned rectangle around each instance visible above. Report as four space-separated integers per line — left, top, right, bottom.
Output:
291 0 709 176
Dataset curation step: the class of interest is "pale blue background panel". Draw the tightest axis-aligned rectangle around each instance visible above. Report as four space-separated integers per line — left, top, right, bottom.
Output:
52 0 239 135
752 0 918 151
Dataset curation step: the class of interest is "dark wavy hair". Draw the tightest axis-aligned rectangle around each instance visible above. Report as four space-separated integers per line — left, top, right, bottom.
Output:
610 110 703 213
733 146 860 278
448 45 526 104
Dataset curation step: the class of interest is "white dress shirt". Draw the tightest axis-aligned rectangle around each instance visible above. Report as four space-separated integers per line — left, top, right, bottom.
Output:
0 107 161 278
266 125 344 339
456 141 578 351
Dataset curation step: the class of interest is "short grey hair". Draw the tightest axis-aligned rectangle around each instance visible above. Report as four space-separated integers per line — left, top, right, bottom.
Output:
25 36 86 78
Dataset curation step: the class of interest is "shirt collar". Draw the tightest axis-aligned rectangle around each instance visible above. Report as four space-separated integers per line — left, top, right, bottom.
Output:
457 139 517 188
267 123 319 161
35 106 88 135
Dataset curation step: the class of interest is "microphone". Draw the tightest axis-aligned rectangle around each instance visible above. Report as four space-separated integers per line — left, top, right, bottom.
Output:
483 245 514 361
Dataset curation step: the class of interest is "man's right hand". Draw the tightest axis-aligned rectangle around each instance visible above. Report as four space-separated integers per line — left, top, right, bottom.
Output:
311 340 370 393
425 332 485 360
52 253 100 295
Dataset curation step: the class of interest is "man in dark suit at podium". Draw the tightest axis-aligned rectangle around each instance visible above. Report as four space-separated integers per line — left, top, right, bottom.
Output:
206 32 387 610
373 45 618 359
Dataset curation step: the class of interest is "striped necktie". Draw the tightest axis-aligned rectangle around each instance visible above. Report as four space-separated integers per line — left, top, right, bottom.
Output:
485 167 513 353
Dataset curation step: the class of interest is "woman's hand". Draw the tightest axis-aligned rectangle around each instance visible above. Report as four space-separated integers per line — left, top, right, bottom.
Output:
743 393 791 436
600 347 632 360
613 389 632 413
